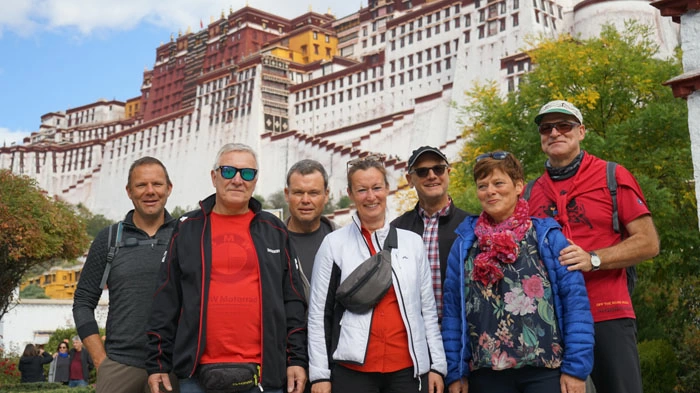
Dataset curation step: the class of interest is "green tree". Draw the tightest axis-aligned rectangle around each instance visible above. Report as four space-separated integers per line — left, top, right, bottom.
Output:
336 195 352 209
0 170 90 320
76 204 115 239
18 284 49 299
453 21 699 391
170 205 195 219
264 190 289 219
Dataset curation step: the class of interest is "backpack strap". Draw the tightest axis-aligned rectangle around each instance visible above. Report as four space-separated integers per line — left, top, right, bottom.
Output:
383 226 398 250
606 162 620 234
99 221 123 289
523 179 537 201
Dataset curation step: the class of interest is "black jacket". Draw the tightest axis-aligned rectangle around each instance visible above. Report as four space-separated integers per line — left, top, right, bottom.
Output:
146 195 308 389
391 200 469 289
19 352 53 383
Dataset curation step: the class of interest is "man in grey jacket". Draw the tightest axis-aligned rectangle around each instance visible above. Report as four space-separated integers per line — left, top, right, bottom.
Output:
73 156 178 393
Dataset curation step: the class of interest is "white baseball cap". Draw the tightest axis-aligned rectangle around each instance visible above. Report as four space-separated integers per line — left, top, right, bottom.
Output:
534 100 583 125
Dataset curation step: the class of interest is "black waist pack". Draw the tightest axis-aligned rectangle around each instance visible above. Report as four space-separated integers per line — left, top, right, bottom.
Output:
197 363 260 393
336 226 397 314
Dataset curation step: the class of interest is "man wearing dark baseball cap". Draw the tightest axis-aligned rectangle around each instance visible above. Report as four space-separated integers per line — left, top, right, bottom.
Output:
526 100 659 393
392 146 469 322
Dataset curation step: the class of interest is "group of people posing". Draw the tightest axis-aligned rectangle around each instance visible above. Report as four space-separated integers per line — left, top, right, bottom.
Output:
19 337 93 386
71 100 659 393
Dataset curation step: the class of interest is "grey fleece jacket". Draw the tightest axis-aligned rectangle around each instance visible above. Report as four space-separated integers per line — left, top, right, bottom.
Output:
73 210 176 369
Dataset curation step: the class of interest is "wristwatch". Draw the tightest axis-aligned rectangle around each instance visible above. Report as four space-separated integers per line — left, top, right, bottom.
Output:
589 251 601 271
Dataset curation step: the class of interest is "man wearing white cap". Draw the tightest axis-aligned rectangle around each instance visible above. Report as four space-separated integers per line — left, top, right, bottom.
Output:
526 100 659 393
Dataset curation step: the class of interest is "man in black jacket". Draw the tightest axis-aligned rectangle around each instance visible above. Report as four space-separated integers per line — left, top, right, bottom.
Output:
146 143 308 393
392 146 469 322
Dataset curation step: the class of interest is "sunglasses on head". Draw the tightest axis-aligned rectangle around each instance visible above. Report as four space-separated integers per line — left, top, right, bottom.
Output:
410 164 448 177
346 153 386 172
475 151 510 163
538 121 580 135
216 166 258 181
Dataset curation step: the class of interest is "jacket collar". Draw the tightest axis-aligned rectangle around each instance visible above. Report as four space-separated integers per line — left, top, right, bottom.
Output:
198 193 263 216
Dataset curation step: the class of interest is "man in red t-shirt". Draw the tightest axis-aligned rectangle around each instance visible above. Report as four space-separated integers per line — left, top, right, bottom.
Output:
527 100 659 393
146 143 308 393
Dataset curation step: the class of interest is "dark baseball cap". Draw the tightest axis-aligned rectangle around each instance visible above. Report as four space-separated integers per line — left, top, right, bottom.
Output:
407 146 448 169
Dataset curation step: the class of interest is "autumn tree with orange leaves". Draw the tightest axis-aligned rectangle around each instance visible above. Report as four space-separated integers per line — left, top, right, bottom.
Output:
0 170 89 320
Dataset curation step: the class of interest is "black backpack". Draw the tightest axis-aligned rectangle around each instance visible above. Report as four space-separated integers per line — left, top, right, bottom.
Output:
523 162 637 295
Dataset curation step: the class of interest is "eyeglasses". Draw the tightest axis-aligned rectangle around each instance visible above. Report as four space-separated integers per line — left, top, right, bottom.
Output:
538 121 580 135
216 166 258 181
346 153 386 172
475 151 510 163
410 164 448 177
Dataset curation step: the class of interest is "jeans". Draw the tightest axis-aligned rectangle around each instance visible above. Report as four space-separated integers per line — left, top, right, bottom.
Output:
179 378 283 393
69 379 89 387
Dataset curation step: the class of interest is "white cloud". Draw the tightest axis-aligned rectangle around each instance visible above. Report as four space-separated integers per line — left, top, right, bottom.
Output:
0 0 360 37
0 127 31 147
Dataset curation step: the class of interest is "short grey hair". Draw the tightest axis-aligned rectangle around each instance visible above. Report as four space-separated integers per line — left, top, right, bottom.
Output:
71 335 80 342
213 143 258 170
286 159 329 189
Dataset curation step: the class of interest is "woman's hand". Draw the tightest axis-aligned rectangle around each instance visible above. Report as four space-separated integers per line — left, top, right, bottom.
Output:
560 373 585 393
448 378 468 393
427 371 444 393
311 381 331 393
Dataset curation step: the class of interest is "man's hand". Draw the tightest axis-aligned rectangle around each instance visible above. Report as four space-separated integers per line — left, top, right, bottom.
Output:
311 381 331 393
148 373 173 393
560 373 585 393
558 239 594 272
287 365 306 393
448 378 468 393
427 371 444 393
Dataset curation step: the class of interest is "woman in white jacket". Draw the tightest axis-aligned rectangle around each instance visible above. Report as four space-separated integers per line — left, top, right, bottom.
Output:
308 155 446 393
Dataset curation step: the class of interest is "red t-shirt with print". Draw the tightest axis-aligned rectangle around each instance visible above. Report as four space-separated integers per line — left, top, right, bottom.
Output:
527 153 651 322
201 210 261 364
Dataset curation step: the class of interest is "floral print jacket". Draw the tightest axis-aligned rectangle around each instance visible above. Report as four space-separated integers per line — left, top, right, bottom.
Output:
441 216 594 384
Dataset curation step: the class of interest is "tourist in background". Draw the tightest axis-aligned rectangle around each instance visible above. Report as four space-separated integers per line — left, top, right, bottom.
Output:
48 341 71 384
19 343 53 383
68 336 93 387
441 151 594 393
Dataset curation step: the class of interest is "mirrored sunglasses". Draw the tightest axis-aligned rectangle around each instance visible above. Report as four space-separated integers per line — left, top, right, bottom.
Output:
475 151 510 163
538 121 580 135
217 165 258 181
410 164 448 178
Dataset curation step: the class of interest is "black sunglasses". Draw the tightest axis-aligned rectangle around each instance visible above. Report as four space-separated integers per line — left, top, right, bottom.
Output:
410 164 448 178
538 121 580 135
475 151 510 163
216 166 258 181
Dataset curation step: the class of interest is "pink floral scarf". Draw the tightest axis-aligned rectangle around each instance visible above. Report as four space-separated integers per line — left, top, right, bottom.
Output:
472 198 532 286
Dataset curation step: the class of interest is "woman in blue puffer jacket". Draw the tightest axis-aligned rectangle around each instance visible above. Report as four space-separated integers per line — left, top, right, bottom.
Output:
441 151 594 393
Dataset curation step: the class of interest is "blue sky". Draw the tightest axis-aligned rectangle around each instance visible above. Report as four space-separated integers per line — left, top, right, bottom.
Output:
0 1 358 146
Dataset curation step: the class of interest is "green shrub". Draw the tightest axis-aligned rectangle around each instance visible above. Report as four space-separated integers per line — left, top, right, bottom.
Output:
0 353 20 387
0 382 94 392
639 339 679 393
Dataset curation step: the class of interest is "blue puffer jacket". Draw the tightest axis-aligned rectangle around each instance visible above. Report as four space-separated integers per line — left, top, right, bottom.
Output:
441 216 594 384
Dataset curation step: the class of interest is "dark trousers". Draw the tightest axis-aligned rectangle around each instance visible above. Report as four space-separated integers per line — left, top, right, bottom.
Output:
590 318 642 393
468 367 560 393
332 365 426 393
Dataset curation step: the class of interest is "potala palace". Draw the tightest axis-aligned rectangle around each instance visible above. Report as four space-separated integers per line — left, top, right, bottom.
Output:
0 0 681 221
